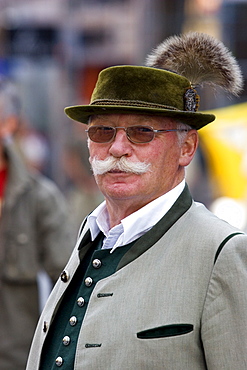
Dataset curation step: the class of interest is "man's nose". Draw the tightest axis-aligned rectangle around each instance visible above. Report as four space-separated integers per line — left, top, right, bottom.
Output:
109 128 132 157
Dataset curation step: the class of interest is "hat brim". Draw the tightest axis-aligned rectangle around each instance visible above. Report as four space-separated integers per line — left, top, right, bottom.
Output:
64 105 215 130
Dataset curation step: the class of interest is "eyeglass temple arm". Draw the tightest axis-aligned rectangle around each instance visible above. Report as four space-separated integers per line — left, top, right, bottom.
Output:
154 129 190 133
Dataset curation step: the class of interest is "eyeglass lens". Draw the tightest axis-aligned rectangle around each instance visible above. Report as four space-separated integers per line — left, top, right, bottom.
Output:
87 126 155 143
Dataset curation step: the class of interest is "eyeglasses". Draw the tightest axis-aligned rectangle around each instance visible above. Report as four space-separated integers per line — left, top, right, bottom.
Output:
86 125 189 144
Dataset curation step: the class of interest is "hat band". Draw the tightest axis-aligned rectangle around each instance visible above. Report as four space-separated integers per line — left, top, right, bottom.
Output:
90 99 179 111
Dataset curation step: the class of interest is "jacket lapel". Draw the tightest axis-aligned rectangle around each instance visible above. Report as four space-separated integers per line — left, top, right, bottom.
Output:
77 184 192 271
117 184 192 270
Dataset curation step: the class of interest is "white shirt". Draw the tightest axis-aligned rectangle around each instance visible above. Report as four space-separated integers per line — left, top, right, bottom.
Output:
87 180 185 253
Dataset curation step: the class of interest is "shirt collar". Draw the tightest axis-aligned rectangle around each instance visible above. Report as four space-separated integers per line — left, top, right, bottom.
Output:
88 179 185 245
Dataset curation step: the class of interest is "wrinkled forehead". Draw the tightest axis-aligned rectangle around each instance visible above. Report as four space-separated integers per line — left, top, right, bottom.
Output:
89 113 178 127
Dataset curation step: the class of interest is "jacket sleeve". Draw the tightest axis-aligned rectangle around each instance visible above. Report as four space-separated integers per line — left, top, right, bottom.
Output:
201 233 247 369
34 176 75 283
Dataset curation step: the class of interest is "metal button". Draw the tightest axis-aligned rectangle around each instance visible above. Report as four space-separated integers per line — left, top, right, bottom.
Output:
92 259 102 268
85 277 93 287
69 316 77 326
60 270 70 283
62 336 71 346
77 297 85 307
55 356 63 367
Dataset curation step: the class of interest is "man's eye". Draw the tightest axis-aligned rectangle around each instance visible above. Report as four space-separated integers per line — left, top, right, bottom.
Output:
102 127 113 132
136 127 152 133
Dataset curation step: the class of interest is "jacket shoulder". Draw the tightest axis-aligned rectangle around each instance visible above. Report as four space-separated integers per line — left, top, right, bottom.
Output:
181 201 245 258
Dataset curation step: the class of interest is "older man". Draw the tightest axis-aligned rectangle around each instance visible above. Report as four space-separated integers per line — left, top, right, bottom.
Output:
27 32 247 369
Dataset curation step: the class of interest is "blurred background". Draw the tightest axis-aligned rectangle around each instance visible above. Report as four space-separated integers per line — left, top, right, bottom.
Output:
0 0 247 231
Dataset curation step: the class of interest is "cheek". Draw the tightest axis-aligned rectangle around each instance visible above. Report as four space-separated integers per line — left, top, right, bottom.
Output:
88 142 108 161
151 141 181 171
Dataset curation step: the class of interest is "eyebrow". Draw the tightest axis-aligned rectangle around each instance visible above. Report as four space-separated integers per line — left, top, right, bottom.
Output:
90 115 162 125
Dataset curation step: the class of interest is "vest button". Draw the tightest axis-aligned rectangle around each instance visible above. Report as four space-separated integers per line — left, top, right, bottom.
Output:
60 270 70 283
62 335 71 346
92 259 102 268
77 297 85 307
85 277 93 287
69 316 77 326
55 356 63 367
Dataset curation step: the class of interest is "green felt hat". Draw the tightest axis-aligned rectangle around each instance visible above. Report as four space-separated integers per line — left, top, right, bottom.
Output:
65 32 244 130
64 65 215 130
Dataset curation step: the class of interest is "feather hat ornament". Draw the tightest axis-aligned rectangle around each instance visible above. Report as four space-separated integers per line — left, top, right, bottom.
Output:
146 32 243 96
65 32 243 130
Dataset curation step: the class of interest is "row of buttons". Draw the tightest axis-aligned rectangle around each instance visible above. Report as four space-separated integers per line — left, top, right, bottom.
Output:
84 258 102 287
55 259 103 366
60 259 102 283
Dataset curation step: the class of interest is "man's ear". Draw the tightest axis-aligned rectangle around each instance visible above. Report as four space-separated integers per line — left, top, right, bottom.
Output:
179 129 199 167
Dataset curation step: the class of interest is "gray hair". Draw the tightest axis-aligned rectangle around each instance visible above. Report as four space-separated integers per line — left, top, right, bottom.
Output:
175 120 192 146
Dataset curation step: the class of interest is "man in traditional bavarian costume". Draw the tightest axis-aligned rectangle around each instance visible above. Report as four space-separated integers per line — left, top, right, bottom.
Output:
26 32 247 369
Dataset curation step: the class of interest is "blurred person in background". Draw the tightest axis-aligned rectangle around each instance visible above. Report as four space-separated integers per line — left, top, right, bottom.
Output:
15 116 50 174
0 78 74 370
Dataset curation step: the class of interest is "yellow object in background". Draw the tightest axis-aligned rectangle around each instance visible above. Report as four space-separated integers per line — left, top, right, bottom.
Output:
199 102 247 200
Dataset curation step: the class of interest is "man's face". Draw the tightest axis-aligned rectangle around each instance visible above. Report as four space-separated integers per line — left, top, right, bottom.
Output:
88 114 197 210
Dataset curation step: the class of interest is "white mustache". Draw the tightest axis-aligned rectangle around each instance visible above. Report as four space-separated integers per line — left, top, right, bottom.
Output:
91 156 151 175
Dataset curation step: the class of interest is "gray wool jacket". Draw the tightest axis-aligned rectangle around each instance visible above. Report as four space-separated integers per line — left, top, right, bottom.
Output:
26 185 247 370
